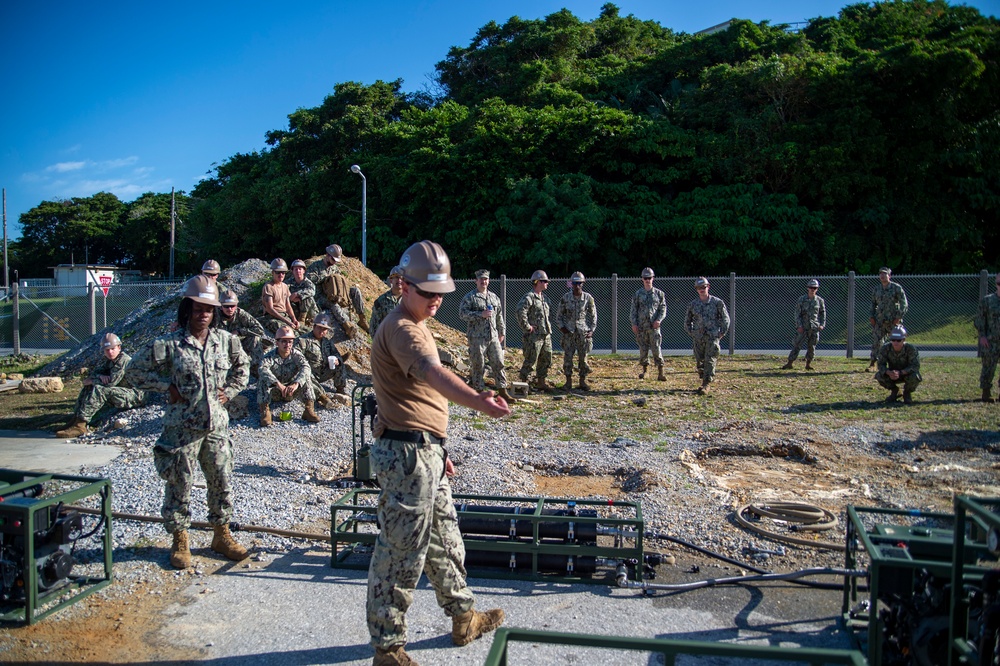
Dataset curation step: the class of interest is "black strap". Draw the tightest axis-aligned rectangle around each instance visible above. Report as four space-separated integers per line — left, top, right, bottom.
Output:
381 429 445 445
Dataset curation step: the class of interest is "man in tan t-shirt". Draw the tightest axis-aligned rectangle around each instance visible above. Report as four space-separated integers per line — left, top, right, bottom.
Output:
261 258 299 334
366 240 510 666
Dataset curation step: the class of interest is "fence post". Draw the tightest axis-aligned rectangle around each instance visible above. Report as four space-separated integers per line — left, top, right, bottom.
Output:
89 283 97 335
500 274 507 350
728 272 736 355
847 271 856 358
611 273 618 354
12 281 20 355
981 269 990 299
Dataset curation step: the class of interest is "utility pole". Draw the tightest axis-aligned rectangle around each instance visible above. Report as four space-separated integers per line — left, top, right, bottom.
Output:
2 188 8 293
169 187 176 279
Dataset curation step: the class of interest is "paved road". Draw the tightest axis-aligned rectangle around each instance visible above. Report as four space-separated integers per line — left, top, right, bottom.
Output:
0 428 120 475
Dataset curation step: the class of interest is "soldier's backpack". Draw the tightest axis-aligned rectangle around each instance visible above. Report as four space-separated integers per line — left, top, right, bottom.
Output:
321 273 352 308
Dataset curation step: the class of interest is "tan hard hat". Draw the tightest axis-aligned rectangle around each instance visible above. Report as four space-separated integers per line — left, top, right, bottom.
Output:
570 271 586 284
275 325 296 340
641 267 655 278
388 265 403 278
270 258 289 272
399 240 455 294
290 259 307 269
219 290 239 306
530 269 549 282
182 275 221 306
101 332 121 349
313 313 333 329
201 259 221 275
325 244 343 262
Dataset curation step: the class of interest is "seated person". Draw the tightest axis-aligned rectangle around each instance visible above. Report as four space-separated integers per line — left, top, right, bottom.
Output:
57 333 146 437
218 289 270 375
297 313 349 408
258 326 320 426
261 258 300 334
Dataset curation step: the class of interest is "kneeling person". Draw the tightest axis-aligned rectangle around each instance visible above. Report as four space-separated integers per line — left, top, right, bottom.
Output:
876 326 921 404
258 326 320 425
297 314 348 409
57 333 146 438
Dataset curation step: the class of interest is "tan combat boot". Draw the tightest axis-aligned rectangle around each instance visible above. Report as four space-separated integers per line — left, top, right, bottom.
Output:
805 360 814 370
533 377 552 393
496 387 517 404
983 389 995 404
211 524 249 561
56 417 88 439
578 374 591 391
886 387 900 403
638 364 647 379
697 382 710 395
902 390 914 405
303 400 321 423
260 407 272 427
451 608 505 646
342 321 358 339
780 361 794 370
357 311 370 334
563 375 573 391
657 365 666 382
316 393 334 409
866 360 877 372
170 530 192 569
373 645 419 665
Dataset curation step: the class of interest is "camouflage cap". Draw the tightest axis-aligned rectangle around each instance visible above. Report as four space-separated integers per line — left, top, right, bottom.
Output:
807 279 820 288
475 269 490 279
889 325 907 340
101 332 121 349
694 277 710 288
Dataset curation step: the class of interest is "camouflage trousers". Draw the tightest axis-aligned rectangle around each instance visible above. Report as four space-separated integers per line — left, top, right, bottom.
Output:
291 296 319 326
519 333 552 381
561 331 593 378
257 382 316 406
262 316 296 334
367 437 474 650
468 336 507 391
75 384 145 424
979 339 1000 390
788 328 821 363
153 427 233 534
636 327 663 367
321 286 365 327
692 334 721 383
307 363 347 398
876 371 922 394
870 319 897 362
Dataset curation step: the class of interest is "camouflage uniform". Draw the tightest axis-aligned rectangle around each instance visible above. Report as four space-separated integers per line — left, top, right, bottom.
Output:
74 351 146 424
218 306 269 372
975 292 1000 392
516 291 552 382
787 294 827 363
369 289 401 336
297 331 346 398
286 275 319 326
555 290 597 380
876 341 922 394
305 259 365 329
257 347 316 407
870 280 908 362
684 296 730 383
459 288 507 391
630 286 667 369
126 328 249 534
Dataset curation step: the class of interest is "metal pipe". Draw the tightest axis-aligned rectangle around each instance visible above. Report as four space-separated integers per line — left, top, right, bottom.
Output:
617 567 866 593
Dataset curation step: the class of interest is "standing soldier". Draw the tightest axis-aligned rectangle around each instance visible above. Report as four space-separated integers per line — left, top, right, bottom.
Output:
257 326 320 426
286 259 319 327
297 313 349 408
975 273 1000 403
218 290 269 377
555 272 598 391
684 277 730 395
126 275 250 569
306 243 369 336
782 279 827 371
868 267 908 371
369 265 403 336
875 326 921 404
367 240 509 665
630 267 667 381
261 258 300 334
459 269 514 402
56 332 146 438
517 270 553 392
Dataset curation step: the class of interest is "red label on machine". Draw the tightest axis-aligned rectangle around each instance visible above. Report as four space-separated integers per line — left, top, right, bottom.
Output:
98 275 112 296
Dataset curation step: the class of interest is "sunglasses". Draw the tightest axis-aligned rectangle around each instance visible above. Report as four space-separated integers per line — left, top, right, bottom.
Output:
274 271 287 275
407 282 442 299
807 287 818 290
538 280 549 283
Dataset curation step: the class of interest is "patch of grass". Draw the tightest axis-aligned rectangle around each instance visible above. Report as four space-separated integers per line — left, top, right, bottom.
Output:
0 376 79 431
0 352 64 376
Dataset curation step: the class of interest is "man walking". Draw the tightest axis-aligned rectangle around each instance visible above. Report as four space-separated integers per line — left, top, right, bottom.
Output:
684 277 730 395
459 269 514 402
516 270 553 391
555 272 597 391
630 267 667 381
868 267 908 371
782 279 826 370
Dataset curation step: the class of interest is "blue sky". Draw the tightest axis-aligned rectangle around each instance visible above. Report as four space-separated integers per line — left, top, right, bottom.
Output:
1 0 997 240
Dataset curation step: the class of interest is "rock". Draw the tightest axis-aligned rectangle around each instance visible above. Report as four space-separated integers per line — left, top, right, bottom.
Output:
18 377 64 393
632 397 647 407
8 373 24 380
112 418 129 430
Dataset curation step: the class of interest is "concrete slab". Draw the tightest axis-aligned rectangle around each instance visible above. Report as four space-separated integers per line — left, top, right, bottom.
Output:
0 429 121 475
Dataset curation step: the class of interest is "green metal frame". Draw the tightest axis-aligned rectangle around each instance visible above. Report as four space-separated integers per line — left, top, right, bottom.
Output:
331 488 644 583
0 469 113 625
841 503 995 666
350 383 375 480
483 627 868 665
949 495 1000 666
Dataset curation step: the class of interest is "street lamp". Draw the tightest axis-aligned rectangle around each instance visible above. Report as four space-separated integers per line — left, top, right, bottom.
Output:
350 164 367 266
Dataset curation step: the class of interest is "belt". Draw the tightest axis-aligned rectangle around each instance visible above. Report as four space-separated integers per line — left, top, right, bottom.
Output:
381 429 446 445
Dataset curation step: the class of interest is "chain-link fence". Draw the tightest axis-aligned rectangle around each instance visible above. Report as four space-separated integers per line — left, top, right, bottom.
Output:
2 272 992 356
438 271 994 357
0 282 183 351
